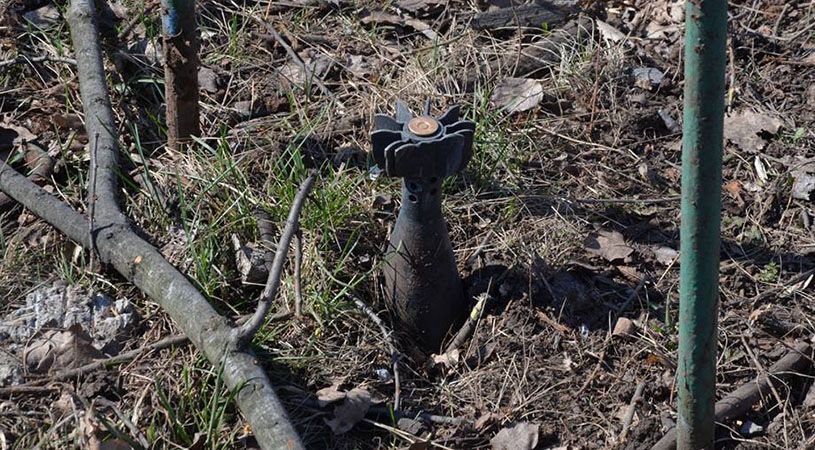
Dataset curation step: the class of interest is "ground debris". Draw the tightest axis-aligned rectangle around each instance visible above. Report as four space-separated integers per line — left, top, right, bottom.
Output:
0 281 136 350
491 78 544 113
490 422 540 450
584 230 634 262
324 387 372 434
724 109 783 152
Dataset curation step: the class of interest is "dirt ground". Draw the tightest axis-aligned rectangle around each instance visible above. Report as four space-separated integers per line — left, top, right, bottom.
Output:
0 0 814 448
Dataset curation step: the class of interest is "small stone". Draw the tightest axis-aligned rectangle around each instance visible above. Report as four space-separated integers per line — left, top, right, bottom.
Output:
0 351 23 387
397 417 424 435
739 420 764 437
632 67 664 90
375 368 392 381
612 317 637 339
198 66 220 94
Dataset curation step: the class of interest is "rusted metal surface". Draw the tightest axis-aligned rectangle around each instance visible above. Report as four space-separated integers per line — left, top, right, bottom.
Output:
371 101 475 349
676 0 728 448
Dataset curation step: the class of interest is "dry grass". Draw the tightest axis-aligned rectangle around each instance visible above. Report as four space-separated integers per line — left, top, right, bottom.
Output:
0 0 814 448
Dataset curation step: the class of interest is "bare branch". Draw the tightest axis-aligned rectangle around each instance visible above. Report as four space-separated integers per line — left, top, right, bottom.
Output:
235 172 317 343
67 0 127 228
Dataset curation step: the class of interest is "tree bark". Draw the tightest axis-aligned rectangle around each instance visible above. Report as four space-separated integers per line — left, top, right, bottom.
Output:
67 0 128 227
161 0 201 149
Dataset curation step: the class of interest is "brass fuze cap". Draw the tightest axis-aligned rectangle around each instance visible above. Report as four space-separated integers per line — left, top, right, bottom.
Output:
407 116 439 137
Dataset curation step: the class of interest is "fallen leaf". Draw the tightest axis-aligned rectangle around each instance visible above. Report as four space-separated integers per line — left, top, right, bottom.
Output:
792 171 815 201
431 349 460 368
346 55 373 79
316 381 347 407
612 317 636 338
23 4 61 29
278 49 332 87
724 109 783 152
724 180 743 196
362 11 403 26
397 0 444 14
24 325 103 373
324 388 371 434
491 78 543 113
584 230 634 262
361 12 437 39
754 155 769 184
0 120 37 151
404 18 438 40
397 417 424 435
490 422 539 450
596 19 626 42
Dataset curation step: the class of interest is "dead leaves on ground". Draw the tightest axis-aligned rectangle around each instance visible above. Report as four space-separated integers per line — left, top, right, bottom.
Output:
491 78 544 113
724 109 783 153
584 230 634 263
490 422 540 450
23 324 103 373
323 387 372 434
317 382 375 435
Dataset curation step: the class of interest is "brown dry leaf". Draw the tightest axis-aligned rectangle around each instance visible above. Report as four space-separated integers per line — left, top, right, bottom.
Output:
584 231 634 262
431 349 460 368
316 380 347 407
0 120 37 151
491 78 543 113
324 388 371 434
398 0 444 14
724 180 743 196
490 422 540 450
596 19 625 42
278 49 332 87
24 325 103 373
362 11 403 26
361 12 437 39
724 109 783 152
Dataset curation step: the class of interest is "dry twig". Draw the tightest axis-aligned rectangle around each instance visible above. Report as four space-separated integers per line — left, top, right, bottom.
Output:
352 297 402 411
235 172 316 343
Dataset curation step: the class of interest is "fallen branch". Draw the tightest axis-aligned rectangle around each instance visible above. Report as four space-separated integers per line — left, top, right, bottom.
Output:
619 380 646 443
0 143 55 209
293 229 304 316
470 2 572 30
0 54 77 68
443 293 488 355
0 2 305 448
651 342 814 450
461 16 593 92
235 172 316 343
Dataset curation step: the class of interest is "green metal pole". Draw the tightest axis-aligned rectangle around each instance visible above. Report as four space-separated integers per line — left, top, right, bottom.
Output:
677 0 727 448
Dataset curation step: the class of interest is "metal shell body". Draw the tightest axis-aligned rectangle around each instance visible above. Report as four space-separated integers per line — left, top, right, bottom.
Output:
372 102 475 349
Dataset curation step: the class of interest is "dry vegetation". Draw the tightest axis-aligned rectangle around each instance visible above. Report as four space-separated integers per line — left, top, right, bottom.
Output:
0 0 814 448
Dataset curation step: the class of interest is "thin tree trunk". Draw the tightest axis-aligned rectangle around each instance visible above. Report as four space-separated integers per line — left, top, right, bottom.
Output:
161 0 200 150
